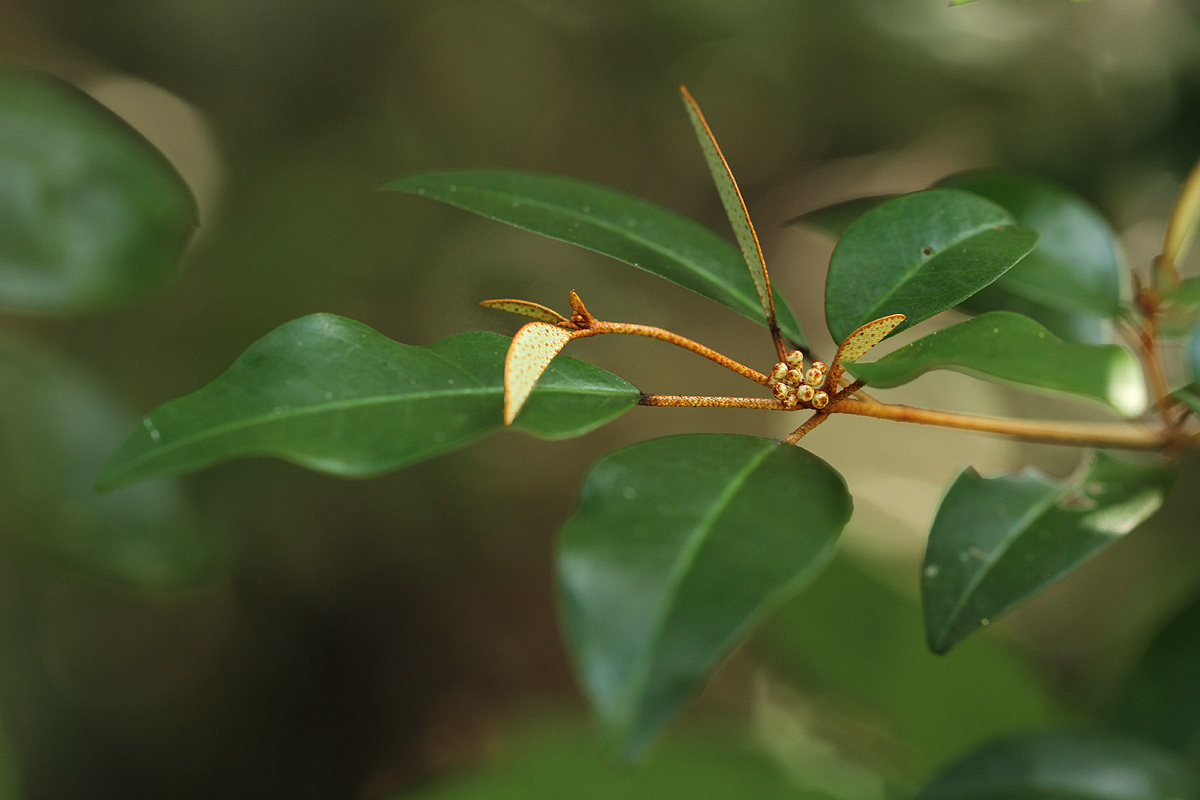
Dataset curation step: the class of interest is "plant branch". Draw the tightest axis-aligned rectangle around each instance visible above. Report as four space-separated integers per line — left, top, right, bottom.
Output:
589 321 769 384
639 394 784 409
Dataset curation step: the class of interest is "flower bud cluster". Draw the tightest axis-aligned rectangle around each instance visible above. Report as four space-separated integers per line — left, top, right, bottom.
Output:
767 351 830 409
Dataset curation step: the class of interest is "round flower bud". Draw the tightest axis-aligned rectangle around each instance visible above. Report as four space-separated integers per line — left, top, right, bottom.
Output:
783 393 798 409
805 361 827 386
811 390 829 409
770 362 788 381
772 382 790 400
797 385 815 403
785 350 804 368
784 368 803 386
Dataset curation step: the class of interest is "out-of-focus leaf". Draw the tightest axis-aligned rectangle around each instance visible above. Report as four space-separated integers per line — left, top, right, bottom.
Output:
0 716 18 800
924 453 1175 653
937 170 1123 317
0 336 219 589
98 315 639 490
825 189 1038 343
559 434 851 758
850 311 1146 417
762 557 1065 778
1163 157 1200 275
383 171 807 346
784 195 897 239
913 732 1195 800
1110 587 1200 759
958 282 1109 345
0 66 196 314
398 716 834 800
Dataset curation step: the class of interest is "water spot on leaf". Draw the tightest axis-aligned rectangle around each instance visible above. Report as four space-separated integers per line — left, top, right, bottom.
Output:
924 564 939 578
622 486 638 500
142 418 161 442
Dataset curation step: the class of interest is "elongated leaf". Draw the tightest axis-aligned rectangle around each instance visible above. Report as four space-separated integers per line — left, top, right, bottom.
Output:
558 434 851 758
959 281 1109 345
383 171 806 346
825 189 1038 343
1110 587 1200 757
98 315 639 490
937 170 1123 317
785 195 897 239
850 311 1146 416
0 66 197 314
679 87 779 343
914 732 1195 800
0 336 219 588
1163 155 1200 274
923 453 1174 653
504 321 581 425
480 298 569 325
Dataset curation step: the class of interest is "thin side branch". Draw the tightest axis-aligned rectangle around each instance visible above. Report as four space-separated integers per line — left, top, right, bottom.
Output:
592 321 768 384
639 394 784 410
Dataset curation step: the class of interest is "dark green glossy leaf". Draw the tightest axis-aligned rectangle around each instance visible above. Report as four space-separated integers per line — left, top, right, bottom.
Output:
784 194 897 239
98 314 639 490
850 311 1146 416
0 66 197 314
398 716 834 800
0 336 220 589
959 282 1109 345
914 732 1195 800
937 170 1123 317
1110 587 1200 758
558 434 851 758
924 453 1174 653
384 171 806 346
825 189 1038 343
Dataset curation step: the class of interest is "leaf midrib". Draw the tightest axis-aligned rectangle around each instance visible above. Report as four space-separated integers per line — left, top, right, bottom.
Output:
616 440 776 735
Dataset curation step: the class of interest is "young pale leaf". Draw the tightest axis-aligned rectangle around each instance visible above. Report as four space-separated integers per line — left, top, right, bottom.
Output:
0 66 197 314
384 171 806 346
1109 587 1200 756
914 732 1195 800
480 298 569 325
504 321 583 425
98 315 639 490
559 434 851 758
833 313 907 368
825 189 1038 343
678 87 779 344
936 170 1123 317
850 311 1146 417
0 336 220 589
923 453 1174 654
1163 156 1200 274
784 195 897 239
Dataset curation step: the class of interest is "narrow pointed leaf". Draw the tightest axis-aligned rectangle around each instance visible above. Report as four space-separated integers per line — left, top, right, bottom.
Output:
0 336 220 589
480 298 569 325
98 314 639 490
850 311 1146 416
914 732 1195 800
937 170 1123 317
0 66 197 314
679 87 778 337
784 194 897 239
559 434 851 758
1163 155 1200 272
923 453 1174 653
1110 587 1200 756
384 171 806 346
825 189 1038 343
504 321 580 425
833 313 907 368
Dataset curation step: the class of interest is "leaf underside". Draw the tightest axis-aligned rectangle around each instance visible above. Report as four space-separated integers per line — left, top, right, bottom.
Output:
98 314 639 490
558 434 851 758
923 452 1174 653
504 321 580 425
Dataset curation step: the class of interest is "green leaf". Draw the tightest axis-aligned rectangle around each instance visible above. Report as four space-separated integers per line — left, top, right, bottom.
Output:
850 311 1146 417
784 195 897 239
383 171 807 346
958 281 1109 346
923 453 1175 654
914 732 1195 800
825 189 1038 343
98 314 639 490
1109 587 1200 759
936 170 1123 317
558 434 851 758
397 715 830 800
0 66 197 314
0 336 220 589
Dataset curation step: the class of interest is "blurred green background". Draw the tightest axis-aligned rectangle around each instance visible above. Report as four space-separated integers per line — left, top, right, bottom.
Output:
3 1 1200 797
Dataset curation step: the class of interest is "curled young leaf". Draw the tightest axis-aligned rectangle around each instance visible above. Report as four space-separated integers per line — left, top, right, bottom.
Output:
504 321 584 425
833 313 907 368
